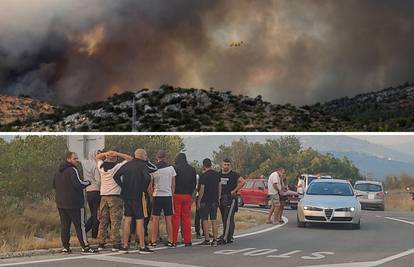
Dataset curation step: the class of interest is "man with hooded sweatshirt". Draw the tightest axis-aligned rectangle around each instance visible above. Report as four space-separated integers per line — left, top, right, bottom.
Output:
53 152 97 254
172 153 197 247
82 150 101 239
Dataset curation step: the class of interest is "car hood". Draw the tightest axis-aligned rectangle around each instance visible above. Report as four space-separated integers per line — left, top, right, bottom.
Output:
302 195 358 208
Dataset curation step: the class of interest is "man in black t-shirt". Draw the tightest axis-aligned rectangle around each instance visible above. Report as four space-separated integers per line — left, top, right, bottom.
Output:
197 158 221 247
218 158 245 245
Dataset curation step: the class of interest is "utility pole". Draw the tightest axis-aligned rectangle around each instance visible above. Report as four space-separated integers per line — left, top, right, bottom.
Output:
132 96 137 132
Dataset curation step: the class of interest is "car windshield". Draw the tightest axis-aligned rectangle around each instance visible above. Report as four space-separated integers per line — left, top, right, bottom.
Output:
307 182 354 196
355 183 382 192
308 176 318 185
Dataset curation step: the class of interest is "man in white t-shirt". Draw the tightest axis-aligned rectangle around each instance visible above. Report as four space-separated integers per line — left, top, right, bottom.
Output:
95 150 132 251
148 150 176 247
267 168 285 224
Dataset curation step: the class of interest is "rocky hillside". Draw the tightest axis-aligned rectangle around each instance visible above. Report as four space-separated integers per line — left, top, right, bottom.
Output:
309 82 414 131
0 85 338 132
0 95 55 126
1 83 414 131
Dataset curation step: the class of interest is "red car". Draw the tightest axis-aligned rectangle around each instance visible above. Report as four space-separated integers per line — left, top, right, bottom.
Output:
237 179 299 209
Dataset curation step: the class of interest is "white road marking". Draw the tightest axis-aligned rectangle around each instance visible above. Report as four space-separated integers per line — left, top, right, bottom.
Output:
299 216 414 267
0 212 287 266
243 249 279 256
301 252 335 260
91 255 204 267
214 248 257 255
384 217 414 226
267 250 302 258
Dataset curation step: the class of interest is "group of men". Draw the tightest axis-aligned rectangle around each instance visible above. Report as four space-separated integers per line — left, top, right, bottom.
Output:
53 148 245 255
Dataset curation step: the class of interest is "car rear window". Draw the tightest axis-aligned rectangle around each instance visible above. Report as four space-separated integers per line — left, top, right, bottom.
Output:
307 182 354 196
355 183 382 192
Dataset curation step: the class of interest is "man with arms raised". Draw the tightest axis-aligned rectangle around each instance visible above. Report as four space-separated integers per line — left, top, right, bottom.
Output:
114 148 157 254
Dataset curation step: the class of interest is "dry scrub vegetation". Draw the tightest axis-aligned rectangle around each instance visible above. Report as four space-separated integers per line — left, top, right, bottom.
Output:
0 197 266 254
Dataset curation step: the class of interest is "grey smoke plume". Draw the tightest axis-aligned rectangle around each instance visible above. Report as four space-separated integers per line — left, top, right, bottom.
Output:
0 0 413 105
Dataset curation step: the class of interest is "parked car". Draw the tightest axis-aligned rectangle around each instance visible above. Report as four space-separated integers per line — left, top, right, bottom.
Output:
297 179 361 229
354 180 385 211
238 179 299 209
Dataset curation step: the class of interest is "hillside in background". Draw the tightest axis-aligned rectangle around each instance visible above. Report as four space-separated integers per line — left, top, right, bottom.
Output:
0 95 55 125
183 135 414 180
1 83 414 131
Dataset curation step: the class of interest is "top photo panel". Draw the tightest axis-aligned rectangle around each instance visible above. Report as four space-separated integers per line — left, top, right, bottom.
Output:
1 0 413 132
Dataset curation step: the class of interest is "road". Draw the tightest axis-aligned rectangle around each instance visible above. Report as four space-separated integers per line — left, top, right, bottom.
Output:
1 207 414 267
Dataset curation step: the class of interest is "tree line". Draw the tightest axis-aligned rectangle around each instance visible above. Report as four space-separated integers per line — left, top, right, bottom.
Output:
212 136 364 185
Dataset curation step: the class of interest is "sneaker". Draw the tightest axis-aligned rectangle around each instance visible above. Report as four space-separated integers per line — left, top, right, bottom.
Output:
97 244 106 251
81 246 98 255
227 238 234 244
139 246 154 255
200 240 211 247
211 240 218 247
112 244 122 252
217 239 226 245
184 242 192 247
61 247 72 254
148 242 157 248
119 247 128 254
167 242 176 248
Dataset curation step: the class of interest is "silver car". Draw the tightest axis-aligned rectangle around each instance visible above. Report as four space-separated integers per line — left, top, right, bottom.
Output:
297 179 361 229
354 180 385 211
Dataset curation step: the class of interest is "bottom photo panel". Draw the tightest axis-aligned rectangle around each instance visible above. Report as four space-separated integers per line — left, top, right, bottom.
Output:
1 134 414 267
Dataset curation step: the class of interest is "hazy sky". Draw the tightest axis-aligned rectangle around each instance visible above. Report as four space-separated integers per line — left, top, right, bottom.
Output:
1 0 413 105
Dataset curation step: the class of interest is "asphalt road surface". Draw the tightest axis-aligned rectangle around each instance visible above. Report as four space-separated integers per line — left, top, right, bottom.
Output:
1 207 414 267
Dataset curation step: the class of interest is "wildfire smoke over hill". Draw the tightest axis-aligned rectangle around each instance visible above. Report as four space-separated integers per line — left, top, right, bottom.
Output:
0 0 413 105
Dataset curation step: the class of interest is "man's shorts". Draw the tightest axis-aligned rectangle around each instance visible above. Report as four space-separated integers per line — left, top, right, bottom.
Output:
199 202 218 220
124 196 148 219
152 196 174 216
270 194 280 207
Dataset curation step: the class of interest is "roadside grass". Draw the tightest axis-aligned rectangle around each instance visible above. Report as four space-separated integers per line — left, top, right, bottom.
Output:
0 197 267 253
385 191 414 212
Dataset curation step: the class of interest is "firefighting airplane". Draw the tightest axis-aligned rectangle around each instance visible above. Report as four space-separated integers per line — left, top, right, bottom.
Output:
229 41 245 47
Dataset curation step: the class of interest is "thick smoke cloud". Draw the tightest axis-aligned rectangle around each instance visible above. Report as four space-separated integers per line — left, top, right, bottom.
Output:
0 0 413 105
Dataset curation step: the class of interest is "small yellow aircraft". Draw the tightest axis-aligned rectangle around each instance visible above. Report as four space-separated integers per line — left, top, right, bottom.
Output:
229 41 244 47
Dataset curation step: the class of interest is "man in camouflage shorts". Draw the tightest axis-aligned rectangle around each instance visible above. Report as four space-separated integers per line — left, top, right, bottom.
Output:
96 150 132 251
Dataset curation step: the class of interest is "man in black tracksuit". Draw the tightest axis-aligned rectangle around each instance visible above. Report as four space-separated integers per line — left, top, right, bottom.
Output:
53 152 97 254
218 158 245 245
113 148 157 254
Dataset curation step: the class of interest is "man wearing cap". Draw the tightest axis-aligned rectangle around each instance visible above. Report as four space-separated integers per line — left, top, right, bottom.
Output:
96 149 132 251
218 158 245 245
149 150 176 248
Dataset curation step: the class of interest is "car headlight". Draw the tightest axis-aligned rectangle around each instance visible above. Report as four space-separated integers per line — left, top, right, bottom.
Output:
350 207 355 212
304 206 308 210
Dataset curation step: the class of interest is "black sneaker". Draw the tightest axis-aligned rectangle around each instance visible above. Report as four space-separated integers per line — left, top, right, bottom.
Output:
61 247 71 254
97 244 106 251
81 246 98 255
112 244 122 252
139 246 154 255
167 242 176 248
217 239 226 245
211 240 218 247
148 242 157 248
200 240 211 247
119 247 128 254
184 242 192 247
